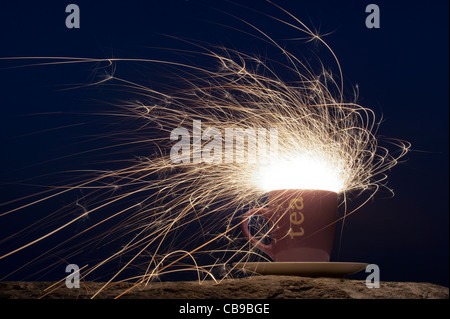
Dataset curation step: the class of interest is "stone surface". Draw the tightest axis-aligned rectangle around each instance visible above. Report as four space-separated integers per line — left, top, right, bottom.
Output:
0 276 448 299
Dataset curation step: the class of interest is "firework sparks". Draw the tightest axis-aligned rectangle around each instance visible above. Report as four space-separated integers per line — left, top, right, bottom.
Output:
0 2 409 297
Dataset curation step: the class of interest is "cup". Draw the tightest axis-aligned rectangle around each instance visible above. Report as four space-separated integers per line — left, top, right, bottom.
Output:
241 189 338 262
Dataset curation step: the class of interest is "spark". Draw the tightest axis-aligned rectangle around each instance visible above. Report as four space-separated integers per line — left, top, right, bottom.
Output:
0 2 409 297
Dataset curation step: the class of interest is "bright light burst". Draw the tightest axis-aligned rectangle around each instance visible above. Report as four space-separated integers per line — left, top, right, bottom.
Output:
0 2 409 297
253 154 344 193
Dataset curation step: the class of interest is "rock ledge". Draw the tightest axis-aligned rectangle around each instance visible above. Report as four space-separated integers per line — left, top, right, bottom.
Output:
0 276 448 299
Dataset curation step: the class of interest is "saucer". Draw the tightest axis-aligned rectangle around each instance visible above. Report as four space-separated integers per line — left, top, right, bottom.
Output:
232 262 368 277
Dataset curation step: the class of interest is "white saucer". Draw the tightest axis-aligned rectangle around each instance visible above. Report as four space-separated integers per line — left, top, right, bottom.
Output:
232 262 368 277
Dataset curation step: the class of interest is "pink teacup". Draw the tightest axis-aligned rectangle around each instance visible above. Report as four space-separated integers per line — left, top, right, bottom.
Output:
241 189 338 262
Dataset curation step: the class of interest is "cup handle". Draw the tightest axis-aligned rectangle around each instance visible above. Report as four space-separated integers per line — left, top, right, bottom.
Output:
241 208 274 259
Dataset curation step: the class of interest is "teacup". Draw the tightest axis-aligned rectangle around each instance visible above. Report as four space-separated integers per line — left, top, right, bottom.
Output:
241 189 338 262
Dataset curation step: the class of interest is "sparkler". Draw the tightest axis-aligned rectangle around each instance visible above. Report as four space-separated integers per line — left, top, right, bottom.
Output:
0 2 409 297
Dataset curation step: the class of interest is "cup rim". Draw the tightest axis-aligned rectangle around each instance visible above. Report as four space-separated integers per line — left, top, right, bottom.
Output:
267 188 338 195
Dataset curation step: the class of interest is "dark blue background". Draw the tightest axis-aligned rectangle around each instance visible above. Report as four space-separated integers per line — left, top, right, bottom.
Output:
0 0 448 286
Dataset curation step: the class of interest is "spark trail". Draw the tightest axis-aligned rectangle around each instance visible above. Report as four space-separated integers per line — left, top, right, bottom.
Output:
0 2 409 297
